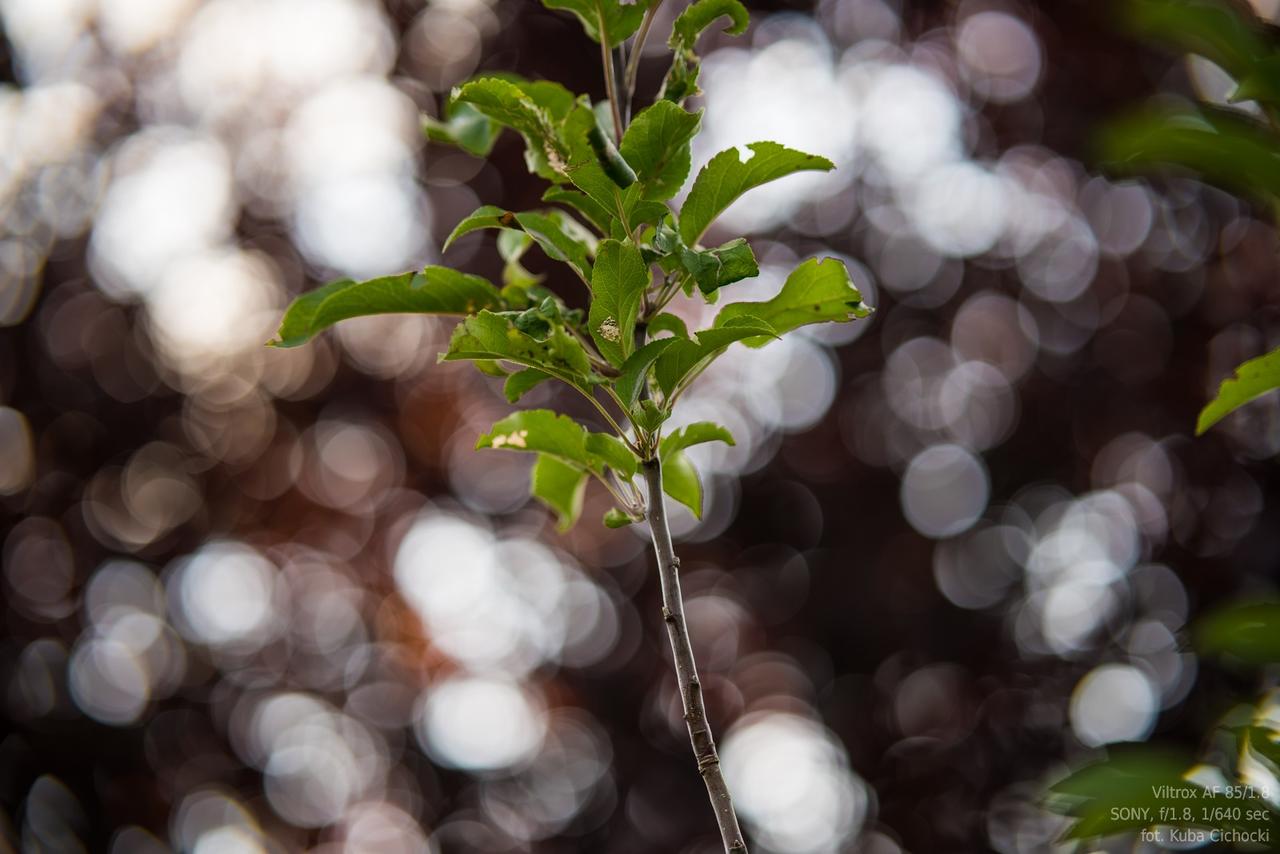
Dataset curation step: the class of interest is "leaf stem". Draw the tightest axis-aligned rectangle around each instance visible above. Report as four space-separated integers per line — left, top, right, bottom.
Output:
600 14 625 141
625 0 665 100
641 458 748 853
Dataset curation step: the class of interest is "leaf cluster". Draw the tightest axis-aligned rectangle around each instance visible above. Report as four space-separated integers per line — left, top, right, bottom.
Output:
273 0 871 531
1101 0 1280 432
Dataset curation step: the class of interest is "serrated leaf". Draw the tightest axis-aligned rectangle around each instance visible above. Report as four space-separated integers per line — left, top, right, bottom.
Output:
652 317 778 396
680 142 835 245
588 239 650 367
1099 104 1280 202
442 310 594 389
617 337 681 406
1121 0 1268 82
504 368 553 403
661 422 735 456
272 267 503 348
532 453 589 531
603 507 635 527
540 0 651 46
585 432 639 478
715 257 868 345
453 77 570 180
1195 601 1280 663
669 0 750 49
1196 346 1280 435
660 450 703 517
620 102 703 200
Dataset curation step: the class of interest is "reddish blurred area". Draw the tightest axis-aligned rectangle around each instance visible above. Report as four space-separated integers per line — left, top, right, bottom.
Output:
2 1 1279 852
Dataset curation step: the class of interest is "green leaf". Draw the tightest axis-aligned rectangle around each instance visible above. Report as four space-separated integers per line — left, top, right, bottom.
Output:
1045 747 1280 840
585 432 638 478
271 267 503 348
445 206 594 283
620 102 703 200
452 77 569 180
532 453 589 531
679 142 835 245
1195 601 1280 663
540 0 651 46
588 239 650 367
647 312 689 339
543 186 613 233
632 398 668 433
603 507 635 527
444 205 514 250
441 310 594 390
653 317 778 396
705 238 758 291
514 211 595 283
477 409 593 462
422 101 500 157
1230 56 1280 105
1098 104 1280 203
1196 347 1280 434
504 368 553 403
670 0 750 49
587 113 638 188
715 257 869 345
617 337 681 406
660 450 704 517
472 359 509 377
1121 0 1268 82
661 421 735 456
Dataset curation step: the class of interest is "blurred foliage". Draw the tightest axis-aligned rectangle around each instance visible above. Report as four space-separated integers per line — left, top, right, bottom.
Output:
1101 0 1280 434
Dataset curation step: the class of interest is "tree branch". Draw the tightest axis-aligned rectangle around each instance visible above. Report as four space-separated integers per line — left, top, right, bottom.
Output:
642 458 748 853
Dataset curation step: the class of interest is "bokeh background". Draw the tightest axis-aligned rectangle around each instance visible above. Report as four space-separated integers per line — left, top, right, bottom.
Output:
2 0 1280 851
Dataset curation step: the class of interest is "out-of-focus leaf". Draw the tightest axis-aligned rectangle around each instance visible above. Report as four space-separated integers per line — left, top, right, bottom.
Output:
271 267 503 348
441 310 595 390
532 453 589 531
647 312 689 339
619 101 703 200
652 317 777 397
1120 0 1269 82
714 257 869 345
588 239 649 367
669 0 750 49
504 368 553 403
680 142 834 244
422 101 500 157
1046 747 1280 840
1098 104 1280 201
603 507 635 527
659 448 703 517
1196 601 1280 663
540 0 651 46
1196 346 1280 434
660 0 750 103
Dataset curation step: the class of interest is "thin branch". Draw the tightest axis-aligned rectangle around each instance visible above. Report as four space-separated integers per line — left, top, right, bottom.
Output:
599 12 625 141
642 459 748 853
625 0 665 100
